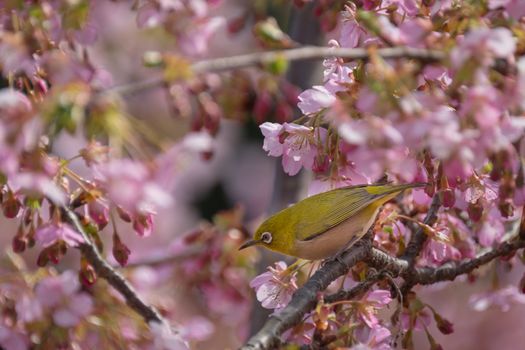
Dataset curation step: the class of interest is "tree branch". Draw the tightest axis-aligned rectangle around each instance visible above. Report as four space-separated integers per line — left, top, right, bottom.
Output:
109 46 445 96
412 239 525 285
401 194 441 263
399 194 441 294
62 206 167 325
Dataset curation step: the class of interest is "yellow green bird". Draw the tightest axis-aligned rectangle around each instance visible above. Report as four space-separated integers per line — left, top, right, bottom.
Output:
239 183 425 260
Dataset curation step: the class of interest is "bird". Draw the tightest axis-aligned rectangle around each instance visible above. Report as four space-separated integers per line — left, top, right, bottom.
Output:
239 182 425 260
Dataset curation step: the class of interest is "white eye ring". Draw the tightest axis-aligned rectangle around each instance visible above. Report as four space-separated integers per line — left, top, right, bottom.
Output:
261 232 272 244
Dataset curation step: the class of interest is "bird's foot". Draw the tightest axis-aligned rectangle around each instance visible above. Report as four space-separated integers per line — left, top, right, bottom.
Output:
322 235 362 268
322 249 351 269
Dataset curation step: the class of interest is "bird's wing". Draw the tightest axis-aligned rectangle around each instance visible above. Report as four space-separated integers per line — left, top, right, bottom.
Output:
293 186 377 241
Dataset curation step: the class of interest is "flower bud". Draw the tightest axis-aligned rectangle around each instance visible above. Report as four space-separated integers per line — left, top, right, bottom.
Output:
498 198 514 218
88 201 109 230
48 243 66 264
3 193 21 219
12 235 27 253
113 233 131 267
80 261 97 287
426 328 444 350
133 214 154 237
439 188 455 208
434 313 454 334
34 77 48 95
116 206 132 223
467 201 483 222
36 248 50 267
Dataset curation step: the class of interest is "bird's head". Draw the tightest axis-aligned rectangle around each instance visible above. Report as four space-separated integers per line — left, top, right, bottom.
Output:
238 219 275 250
238 215 293 254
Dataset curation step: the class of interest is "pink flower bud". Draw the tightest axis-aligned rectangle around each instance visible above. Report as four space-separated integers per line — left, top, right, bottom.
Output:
132 213 154 237
435 314 454 334
80 263 97 287
34 77 48 95
48 243 66 264
3 194 21 218
117 206 132 223
37 248 50 267
12 235 27 253
467 201 483 222
439 188 455 208
498 199 514 218
113 233 131 267
88 201 109 230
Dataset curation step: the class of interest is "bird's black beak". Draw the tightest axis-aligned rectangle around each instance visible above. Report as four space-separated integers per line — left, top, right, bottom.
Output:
238 239 260 251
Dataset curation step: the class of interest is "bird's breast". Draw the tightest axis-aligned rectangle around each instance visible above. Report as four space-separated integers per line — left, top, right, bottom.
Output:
291 204 380 260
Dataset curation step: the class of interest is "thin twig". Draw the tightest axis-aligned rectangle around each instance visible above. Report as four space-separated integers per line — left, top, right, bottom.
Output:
399 195 441 294
401 194 441 263
62 206 166 325
412 239 525 284
108 46 445 96
324 271 383 304
121 246 203 269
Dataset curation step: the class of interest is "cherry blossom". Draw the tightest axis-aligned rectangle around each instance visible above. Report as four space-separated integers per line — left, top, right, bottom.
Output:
249 261 298 310
352 325 392 350
35 223 85 248
356 289 393 328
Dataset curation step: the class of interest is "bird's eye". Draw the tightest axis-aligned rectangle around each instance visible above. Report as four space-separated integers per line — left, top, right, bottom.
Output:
261 232 272 244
